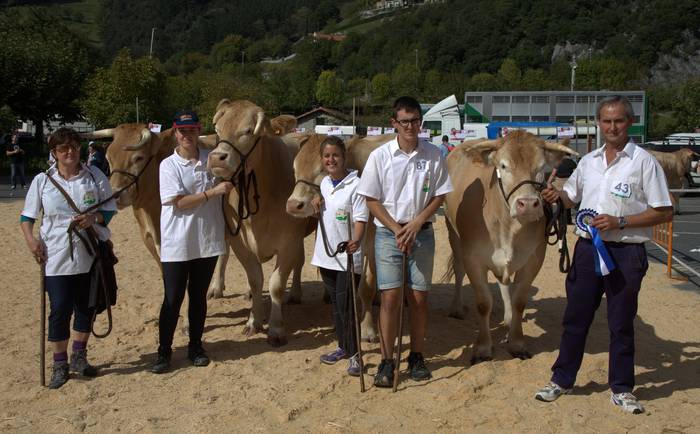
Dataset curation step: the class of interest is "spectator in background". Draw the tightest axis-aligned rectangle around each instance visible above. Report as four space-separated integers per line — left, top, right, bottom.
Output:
438 135 454 159
87 142 109 176
6 133 27 190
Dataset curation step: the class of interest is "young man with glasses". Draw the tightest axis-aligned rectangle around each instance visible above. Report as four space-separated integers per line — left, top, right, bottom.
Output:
357 96 453 387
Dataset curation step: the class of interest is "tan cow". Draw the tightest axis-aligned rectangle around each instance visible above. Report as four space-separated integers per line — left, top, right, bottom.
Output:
444 131 577 363
207 99 314 346
284 132 395 342
83 125 177 262
270 114 298 135
648 148 698 214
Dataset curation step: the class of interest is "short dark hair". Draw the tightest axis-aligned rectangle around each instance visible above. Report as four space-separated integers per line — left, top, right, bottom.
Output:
48 127 81 150
319 135 346 157
392 96 422 120
596 96 634 121
442 135 449 142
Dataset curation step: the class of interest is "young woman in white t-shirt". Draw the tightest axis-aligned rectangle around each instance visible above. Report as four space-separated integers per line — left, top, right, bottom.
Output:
151 111 233 374
311 136 368 376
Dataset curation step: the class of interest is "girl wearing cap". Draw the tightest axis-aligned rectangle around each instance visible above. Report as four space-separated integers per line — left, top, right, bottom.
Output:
311 136 368 376
150 110 233 374
20 127 117 389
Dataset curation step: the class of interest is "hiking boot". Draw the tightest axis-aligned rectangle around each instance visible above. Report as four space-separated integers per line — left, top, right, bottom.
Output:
151 349 171 374
320 347 347 365
70 349 98 377
611 392 645 414
188 344 210 367
407 352 432 381
347 355 361 377
535 381 571 402
48 361 69 389
373 359 395 388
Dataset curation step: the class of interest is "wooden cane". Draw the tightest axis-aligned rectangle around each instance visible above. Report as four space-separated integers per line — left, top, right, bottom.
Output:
392 251 407 392
346 221 365 392
39 263 46 387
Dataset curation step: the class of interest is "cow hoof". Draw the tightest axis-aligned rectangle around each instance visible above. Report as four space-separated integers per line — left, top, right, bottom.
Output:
267 335 288 347
242 324 262 337
510 350 532 360
470 354 493 365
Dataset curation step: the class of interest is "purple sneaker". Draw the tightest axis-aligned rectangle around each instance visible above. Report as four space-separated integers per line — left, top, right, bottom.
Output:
320 347 347 365
347 355 361 377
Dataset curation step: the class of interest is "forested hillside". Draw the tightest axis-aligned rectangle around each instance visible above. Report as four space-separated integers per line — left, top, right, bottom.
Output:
2 0 700 142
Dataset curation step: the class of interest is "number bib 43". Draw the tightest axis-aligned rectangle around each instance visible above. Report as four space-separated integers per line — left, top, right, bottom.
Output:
611 181 631 198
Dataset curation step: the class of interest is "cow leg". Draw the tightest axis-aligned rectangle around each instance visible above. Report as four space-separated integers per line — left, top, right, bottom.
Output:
466 265 493 364
227 239 264 336
506 242 546 360
267 248 299 347
286 252 304 305
497 282 513 329
446 220 468 319
358 257 378 343
207 249 229 299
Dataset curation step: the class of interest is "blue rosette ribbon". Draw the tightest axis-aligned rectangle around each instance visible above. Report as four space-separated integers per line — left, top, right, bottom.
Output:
576 208 616 276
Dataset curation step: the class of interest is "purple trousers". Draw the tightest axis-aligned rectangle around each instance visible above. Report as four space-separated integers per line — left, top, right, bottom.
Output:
551 238 648 393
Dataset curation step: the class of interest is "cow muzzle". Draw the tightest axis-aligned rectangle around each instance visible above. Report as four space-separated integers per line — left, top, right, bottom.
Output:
511 195 544 220
207 151 237 178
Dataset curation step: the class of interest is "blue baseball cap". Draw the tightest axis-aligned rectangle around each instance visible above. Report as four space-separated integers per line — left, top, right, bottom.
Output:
173 110 201 129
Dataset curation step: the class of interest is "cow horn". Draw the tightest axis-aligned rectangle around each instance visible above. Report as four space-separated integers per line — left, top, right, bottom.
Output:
542 139 580 157
253 111 265 135
198 134 218 149
463 138 503 151
123 128 151 150
81 128 114 139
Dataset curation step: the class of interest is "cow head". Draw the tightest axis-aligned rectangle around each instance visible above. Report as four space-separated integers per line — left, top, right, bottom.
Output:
208 99 270 179
677 148 700 173
465 130 578 221
83 124 165 209
270 114 298 136
285 133 327 217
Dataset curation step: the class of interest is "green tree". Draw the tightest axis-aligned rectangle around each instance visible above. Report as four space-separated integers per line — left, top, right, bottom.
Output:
80 49 166 128
371 73 391 103
423 69 443 100
209 34 249 69
0 12 90 144
521 68 550 90
497 58 522 90
391 62 420 98
674 78 700 131
315 70 344 107
469 72 498 91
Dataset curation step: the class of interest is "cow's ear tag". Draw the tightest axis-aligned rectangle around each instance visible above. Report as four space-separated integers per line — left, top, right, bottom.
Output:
496 168 502 179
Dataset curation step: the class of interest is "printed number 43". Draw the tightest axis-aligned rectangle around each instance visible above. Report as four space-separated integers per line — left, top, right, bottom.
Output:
614 182 629 195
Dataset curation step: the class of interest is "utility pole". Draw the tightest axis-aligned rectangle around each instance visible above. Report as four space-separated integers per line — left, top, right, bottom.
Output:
569 54 577 92
149 27 156 58
241 51 245 69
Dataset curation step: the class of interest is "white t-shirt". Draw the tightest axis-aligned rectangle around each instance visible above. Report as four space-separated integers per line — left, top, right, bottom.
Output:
311 170 368 273
357 138 453 227
22 165 117 276
564 141 672 243
159 148 227 262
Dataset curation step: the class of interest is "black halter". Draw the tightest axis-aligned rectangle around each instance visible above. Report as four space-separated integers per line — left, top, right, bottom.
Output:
494 167 570 273
107 155 154 202
215 136 262 236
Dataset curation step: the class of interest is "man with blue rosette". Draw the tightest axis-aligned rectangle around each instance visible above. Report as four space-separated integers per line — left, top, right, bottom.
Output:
535 96 673 414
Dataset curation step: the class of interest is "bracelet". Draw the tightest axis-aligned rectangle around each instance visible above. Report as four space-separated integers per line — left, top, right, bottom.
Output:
203 191 209 201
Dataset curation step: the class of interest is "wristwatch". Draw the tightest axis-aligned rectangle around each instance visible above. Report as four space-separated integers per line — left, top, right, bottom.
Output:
618 216 628 230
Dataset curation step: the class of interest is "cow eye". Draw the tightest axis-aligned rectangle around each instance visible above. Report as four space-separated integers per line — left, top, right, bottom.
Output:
133 155 144 163
500 163 507 170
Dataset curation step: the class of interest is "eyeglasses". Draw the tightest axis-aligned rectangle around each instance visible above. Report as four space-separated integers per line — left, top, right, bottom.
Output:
395 118 421 128
55 144 80 154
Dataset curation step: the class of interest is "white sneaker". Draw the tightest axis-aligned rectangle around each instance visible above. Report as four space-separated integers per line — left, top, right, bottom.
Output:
611 392 645 414
535 381 571 402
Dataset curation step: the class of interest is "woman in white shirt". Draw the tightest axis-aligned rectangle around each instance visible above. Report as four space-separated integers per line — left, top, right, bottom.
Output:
151 111 233 374
21 128 117 389
311 136 368 376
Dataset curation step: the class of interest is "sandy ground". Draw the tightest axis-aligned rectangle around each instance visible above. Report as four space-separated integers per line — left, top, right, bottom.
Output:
0 200 698 433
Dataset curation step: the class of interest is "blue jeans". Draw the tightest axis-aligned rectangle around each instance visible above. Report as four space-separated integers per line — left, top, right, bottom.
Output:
374 225 435 291
45 273 94 342
10 163 26 187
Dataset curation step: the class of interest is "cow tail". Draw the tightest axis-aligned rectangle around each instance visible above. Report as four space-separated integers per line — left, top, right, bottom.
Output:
440 254 455 283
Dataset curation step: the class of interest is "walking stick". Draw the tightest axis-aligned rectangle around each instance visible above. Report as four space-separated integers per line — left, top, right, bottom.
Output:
346 221 365 392
392 251 408 392
39 263 46 387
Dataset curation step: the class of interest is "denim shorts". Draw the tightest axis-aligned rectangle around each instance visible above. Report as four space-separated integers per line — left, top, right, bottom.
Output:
375 225 435 291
